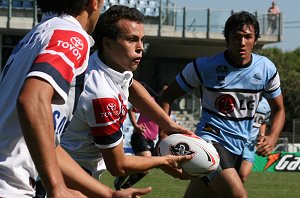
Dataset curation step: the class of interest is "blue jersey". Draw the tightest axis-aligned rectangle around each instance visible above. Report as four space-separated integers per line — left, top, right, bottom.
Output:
242 97 271 162
249 97 271 143
176 51 281 155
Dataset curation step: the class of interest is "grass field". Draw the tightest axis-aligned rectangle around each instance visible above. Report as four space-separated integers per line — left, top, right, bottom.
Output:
100 169 300 198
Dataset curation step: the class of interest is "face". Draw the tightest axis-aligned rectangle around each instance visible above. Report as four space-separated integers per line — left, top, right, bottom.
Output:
227 24 256 66
106 19 144 73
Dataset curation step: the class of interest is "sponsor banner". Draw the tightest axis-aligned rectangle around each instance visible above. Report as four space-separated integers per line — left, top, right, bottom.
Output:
253 152 300 172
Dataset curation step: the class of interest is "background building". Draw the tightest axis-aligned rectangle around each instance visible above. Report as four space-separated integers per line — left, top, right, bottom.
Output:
0 0 283 130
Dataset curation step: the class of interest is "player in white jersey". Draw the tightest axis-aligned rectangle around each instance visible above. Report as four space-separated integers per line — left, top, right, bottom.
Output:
239 97 271 183
61 5 193 183
0 1 152 197
160 11 285 198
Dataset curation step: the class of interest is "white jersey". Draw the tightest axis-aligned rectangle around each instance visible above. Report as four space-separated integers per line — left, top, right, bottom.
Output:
61 52 133 178
52 72 85 143
0 13 92 197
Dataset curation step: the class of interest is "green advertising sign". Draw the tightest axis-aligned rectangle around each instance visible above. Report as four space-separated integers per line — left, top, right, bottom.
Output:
253 152 300 172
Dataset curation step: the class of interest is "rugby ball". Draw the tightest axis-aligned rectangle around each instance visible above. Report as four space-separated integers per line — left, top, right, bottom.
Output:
157 134 220 177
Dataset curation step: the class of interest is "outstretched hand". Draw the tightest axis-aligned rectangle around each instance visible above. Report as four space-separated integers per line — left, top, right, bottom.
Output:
160 154 193 180
112 187 152 198
162 121 194 136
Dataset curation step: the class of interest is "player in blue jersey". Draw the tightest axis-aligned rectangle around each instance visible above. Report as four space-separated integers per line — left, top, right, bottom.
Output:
160 11 285 198
239 97 271 183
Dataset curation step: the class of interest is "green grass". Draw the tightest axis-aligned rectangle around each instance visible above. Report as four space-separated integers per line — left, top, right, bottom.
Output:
100 169 300 198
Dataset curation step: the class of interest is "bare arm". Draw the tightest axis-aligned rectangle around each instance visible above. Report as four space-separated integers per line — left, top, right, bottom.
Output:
56 145 115 197
128 80 192 135
259 123 267 136
158 80 190 139
101 140 192 177
17 78 151 197
256 94 285 156
57 145 152 197
17 77 80 197
128 106 144 133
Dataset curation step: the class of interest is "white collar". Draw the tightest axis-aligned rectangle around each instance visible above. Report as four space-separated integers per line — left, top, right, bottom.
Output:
93 52 133 88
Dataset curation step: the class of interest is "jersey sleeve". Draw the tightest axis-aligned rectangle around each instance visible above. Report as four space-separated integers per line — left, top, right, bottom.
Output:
176 58 203 92
27 29 89 104
263 60 282 99
81 72 124 149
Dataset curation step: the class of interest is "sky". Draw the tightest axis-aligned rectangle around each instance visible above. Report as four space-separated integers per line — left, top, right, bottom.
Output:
175 0 300 52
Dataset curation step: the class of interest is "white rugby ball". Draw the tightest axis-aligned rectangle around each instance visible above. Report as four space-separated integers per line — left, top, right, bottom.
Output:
157 134 220 177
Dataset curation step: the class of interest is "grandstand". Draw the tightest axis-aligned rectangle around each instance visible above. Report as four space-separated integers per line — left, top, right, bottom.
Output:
0 0 287 134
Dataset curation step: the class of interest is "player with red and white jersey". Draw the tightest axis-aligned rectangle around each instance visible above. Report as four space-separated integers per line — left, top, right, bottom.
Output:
61 52 132 178
61 5 193 182
0 12 92 196
0 1 153 198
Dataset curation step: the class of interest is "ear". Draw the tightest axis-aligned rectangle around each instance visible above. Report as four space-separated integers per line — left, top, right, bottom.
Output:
88 0 101 11
103 37 112 50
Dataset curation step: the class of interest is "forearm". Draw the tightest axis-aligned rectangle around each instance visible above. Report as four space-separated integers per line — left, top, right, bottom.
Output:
268 95 285 141
259 123 267 135
129 80 174 130
128 109 138 128
56 146 114 197
268 109 285 141
17 79 64 193
121 155 167 174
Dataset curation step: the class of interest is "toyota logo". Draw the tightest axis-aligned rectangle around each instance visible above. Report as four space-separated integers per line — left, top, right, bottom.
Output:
107 103 117 111
70 37 84 50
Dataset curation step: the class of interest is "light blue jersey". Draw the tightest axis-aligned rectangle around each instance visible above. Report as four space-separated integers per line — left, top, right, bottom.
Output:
176 51 281 155
243 97 271 162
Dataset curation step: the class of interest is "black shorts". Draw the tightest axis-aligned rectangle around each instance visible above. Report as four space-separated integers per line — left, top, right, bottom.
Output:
212 141 243 171
202 141 242 184
130 132 155 154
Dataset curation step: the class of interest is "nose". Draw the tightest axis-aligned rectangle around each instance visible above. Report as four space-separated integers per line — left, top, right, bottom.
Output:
136 40 144 53
241 37 246 45
235 37 246 46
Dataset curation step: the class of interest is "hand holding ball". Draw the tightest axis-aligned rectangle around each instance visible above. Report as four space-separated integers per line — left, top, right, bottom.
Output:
157 134 220 177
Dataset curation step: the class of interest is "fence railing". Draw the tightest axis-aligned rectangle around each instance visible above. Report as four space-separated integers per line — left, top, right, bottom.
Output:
0 1 282 42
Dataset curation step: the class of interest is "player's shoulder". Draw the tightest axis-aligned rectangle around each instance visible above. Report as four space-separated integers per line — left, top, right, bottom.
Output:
252 54 276 67
195 52 223 64
42 15 90 46
193 52 224 71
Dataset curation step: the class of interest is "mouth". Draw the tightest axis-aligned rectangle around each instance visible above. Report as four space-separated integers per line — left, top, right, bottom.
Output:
239 49 246 55
133 57 142 63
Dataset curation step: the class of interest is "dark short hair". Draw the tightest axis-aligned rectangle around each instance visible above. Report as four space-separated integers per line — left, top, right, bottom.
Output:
36 0 88 16
93 5 144 51
223 11 260 42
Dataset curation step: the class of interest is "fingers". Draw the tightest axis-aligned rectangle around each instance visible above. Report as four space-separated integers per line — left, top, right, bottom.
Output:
256 136 275 156
256 143 274 156
256 133 264 145
112 187 152 198
164 122 194 136
166 154 193 168
131 187 152 197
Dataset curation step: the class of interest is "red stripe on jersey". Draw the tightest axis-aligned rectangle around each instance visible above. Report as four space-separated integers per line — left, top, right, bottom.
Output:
34 30 89 83
91 124 121 137
92 98 121 124
34 53 73 83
